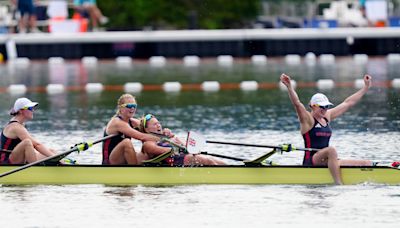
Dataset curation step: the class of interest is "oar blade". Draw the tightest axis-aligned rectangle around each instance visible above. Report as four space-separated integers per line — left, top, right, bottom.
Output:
186 131 206 154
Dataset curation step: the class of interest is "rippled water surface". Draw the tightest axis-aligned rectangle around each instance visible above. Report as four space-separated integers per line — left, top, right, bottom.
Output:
0 57 399 227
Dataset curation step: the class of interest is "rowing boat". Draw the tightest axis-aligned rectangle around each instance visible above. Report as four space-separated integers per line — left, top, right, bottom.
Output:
1 138 398 185
0 164 399 185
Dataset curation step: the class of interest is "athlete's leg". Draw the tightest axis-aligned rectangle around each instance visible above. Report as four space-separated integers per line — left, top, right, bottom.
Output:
9 139 36 163
339 159 372 166
184 154 225 166
109 138 137 165
312 146 343 185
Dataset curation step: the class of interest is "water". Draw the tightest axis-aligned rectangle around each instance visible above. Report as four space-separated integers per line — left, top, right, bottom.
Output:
1 184 400 227
0 57 399 227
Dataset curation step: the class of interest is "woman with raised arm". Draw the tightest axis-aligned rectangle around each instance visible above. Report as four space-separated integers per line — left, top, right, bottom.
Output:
0 98 57 164
138 114 225 166
280 74 373 185
102 94 158 165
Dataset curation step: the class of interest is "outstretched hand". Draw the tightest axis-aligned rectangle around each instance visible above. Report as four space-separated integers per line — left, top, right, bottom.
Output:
163 128 175 138
280 73 292 88
364 74 372 89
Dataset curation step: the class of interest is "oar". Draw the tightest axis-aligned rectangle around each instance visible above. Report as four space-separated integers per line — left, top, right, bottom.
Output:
206 140 319 152
199 151 245 161
0 134 119 178
199 151 276 166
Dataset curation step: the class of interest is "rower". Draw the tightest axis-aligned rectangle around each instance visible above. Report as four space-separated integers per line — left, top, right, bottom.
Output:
280 74 374 185
138 114 225 166
102 94 159 165
0 98 57 164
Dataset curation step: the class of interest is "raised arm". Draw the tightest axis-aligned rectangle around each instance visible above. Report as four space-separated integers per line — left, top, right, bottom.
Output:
280 74 313 132
328 75 372 121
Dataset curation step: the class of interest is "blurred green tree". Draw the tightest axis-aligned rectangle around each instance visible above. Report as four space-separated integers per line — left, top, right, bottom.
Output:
97 0 261 30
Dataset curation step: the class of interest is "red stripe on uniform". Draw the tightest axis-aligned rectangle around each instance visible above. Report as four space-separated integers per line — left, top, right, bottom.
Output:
3 138 12 150
304 132 311 162
103 139 111 164
1 138 12 162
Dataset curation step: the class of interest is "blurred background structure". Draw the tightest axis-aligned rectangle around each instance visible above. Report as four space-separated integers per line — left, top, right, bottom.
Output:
1 0 400 32
0 0 400 59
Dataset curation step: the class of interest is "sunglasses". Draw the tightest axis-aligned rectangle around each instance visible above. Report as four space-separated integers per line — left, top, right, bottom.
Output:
120 103 137 109
314 104 332 110
143 114 154 128
22 106 36 112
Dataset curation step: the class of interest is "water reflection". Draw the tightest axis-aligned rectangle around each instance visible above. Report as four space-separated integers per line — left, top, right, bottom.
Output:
0 57 398 153
103 187 136 199
299 186 338 210
1 57 399 227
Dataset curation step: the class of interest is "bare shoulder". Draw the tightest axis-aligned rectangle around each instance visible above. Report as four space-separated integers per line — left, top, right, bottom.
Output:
5 122 28 138
106 117 124 134
325 110 333 122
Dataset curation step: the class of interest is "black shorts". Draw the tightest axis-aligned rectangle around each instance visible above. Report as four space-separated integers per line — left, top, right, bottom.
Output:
163 153 186 166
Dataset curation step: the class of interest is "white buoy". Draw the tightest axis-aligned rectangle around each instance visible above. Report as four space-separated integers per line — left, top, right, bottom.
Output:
116 56 132 67
305 52 316 65
163 82 182 92
201 81 220 92
183 56 200 67
392 78 400 89
279 80 296 91
251 55 267 65
48 57 64 64
7 84 27 95
354 79 365 89
353 54 368 64
240 81 258 91
124 82 143 93
46 84 65 94
82 57 98 66
387 54 400 63
149 56 166 67
319 54 335 65
217 55 233 66
8 57 30 67
85 83 103 93
285 54 301 65
16 57 30 65
317 79 335 90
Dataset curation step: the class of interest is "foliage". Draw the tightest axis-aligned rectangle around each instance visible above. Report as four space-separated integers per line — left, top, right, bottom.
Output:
97 0 261 30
